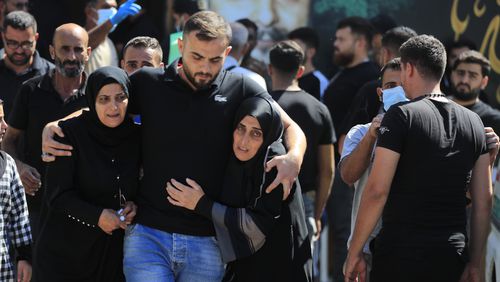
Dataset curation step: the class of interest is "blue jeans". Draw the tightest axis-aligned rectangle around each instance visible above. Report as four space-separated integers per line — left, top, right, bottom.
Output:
123 223 225 282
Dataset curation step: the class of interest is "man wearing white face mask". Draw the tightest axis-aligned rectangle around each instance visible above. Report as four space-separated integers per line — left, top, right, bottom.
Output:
339 58 406 280
84 0 141 73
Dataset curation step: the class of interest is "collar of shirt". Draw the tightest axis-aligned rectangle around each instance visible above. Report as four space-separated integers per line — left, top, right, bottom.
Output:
0 50 47 76
38 69 87 102
223 55 238 69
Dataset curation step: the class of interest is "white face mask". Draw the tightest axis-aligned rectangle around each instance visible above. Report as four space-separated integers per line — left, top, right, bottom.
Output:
97 7 117 26
382 86 409 112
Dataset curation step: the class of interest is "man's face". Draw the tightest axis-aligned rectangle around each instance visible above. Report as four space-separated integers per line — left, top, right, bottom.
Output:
87 0 117 24
450 62 488 101
448 46 470 69
50 30 90 78
382 68 402 91
2 25 37 66
178 31 231 89
377 68 402 101
4 0 29 13
333 27 356 67
121 47 163 75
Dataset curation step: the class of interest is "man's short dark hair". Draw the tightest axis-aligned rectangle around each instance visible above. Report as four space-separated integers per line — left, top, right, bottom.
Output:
288 27 319 50
3 11 37 33
453 50 491 77
123 36 163 61
382 26 417 56
337 16 374 48
380 57 401 79
183 11 231 45
173 0 202 15
399 35 447 82
370 14 397 35
269 40 304 77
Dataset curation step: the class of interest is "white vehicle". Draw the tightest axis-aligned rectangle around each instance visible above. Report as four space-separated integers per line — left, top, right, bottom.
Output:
485 167 500 282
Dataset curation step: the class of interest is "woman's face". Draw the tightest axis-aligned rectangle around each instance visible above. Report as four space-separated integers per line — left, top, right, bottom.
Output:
233 115 264 161
95 83 128 128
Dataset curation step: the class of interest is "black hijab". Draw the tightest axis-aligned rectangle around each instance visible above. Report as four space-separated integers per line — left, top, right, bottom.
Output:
82 66 136 147
222 97 284 207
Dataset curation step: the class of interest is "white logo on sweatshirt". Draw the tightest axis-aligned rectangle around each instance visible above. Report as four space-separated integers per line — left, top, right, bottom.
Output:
214 95 227 102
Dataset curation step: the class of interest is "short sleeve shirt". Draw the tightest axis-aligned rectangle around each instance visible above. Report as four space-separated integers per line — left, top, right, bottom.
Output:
375 97 487 250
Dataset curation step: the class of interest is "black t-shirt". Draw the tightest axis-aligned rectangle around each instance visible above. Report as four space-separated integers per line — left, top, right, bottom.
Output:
8 71 87 211
271 90 336 192
340 79 381 135
322 61 379 140
376 97 487 253
128 61 271 236
0 51 54 117
465 100 500 138
298 72 321 101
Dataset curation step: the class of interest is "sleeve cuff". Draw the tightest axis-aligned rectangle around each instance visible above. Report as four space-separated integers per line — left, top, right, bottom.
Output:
194 195 214 219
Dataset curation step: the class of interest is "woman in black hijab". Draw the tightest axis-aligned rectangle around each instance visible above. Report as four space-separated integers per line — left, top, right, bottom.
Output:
166 97 312 282
33 67 140 282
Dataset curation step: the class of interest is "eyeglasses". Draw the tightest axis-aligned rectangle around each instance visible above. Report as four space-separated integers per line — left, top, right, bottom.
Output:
4 38 34 50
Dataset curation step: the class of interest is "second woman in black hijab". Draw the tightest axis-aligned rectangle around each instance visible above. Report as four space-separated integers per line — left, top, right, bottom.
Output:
33 66 141 282
166 97 312 282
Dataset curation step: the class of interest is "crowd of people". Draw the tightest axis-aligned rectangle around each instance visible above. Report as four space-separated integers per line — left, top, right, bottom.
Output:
0 0 498 281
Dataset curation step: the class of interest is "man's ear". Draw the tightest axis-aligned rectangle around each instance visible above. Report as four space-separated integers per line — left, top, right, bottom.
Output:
406 62 415 78
120 59 125 69
225 45 232 57
86 47 92 61
49 45 55 60
376 87 383 101
177 37 184 53
267 64 273 76
480 76 489 90
296 66 305 79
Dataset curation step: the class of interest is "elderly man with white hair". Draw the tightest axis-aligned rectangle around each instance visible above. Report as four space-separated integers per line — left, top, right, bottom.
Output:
223 21 267 90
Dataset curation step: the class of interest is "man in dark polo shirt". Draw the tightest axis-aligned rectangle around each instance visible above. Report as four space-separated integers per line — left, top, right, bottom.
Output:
2 23 89 238
345 35 492 282
42 11 306 281
449 50 500 138
269 41 335 258
0 11 53 116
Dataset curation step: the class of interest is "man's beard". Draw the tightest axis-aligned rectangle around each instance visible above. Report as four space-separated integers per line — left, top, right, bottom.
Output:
334 50 355 67
6 51 30 66
55 57 85 78
182 62 216 90
450 83 481 102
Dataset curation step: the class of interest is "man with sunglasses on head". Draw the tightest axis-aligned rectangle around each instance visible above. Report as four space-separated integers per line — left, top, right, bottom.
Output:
0 11 53 117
